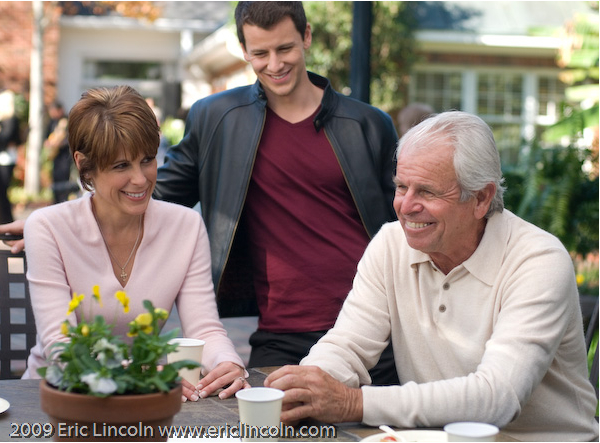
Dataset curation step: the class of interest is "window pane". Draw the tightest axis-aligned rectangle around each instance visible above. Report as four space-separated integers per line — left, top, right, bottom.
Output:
413 72 462 112
477 73 523 118
538 76 566 118
84 61 162 80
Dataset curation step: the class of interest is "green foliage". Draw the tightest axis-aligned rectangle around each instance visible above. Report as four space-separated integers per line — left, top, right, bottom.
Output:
38 288 199 397
503 140 598 255
545 11 599 143
543 103 599 142
504 8 599 258
559 12 599 80
304 1 419 113
160 117 186 146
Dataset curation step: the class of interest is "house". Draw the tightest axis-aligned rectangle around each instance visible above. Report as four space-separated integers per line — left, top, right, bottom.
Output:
56 1 232 118
0 2 232 116
407 1 596 162
184 1 597 165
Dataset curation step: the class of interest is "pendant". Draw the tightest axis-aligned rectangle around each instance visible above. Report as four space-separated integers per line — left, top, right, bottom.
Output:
120 269 127 281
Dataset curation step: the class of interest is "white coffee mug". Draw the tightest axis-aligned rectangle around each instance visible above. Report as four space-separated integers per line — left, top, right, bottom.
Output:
167 338 205 385
236 387 284 442
444 422 499 442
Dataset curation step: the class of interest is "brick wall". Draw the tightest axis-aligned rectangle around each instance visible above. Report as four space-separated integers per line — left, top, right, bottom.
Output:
0 1 61 105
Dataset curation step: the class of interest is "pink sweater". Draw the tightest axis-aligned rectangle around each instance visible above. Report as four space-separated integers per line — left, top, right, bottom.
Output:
22 193 244 378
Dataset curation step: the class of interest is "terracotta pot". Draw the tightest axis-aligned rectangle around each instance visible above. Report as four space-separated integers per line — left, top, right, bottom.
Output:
39 380 182 441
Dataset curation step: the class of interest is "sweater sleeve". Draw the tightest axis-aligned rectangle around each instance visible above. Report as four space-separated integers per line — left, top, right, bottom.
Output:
24 209 74 362
175 213 246 373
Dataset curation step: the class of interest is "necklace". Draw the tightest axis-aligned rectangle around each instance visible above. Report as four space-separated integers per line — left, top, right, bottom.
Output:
94 212 143 282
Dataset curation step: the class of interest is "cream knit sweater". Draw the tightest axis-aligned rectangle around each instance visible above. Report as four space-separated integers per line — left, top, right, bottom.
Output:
302 210 598 442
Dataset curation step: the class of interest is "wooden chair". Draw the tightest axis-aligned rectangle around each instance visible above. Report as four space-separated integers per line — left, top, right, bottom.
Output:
0 249 36 379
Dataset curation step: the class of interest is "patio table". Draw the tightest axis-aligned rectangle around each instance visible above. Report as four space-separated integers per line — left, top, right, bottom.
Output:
0 367 518 441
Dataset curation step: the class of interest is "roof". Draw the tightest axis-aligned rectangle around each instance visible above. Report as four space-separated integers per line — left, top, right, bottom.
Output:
156 1 231 24
414 1 595 35
60 1 232 32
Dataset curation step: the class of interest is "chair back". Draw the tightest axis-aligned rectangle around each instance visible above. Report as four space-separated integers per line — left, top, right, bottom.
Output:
0 249 35 379
581 295 599 350
590 345 599 400
580 295 599 399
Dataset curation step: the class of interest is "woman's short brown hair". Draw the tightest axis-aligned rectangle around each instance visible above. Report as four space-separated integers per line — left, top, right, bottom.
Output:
68 85 160 191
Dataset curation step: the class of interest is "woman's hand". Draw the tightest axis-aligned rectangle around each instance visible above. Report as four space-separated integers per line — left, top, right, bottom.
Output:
196 361 249 400
181 378 201 403
0 219 25 253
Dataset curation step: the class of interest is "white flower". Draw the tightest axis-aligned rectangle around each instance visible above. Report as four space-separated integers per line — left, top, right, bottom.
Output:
92 337 119 353
45 365 64 386
81 373 118 395
92 338 124 369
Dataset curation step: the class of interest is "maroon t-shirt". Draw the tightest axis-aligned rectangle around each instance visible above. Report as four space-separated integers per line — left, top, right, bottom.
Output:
242 107 371 333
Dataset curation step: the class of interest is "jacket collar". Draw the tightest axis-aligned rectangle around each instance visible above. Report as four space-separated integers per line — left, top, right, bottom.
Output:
252 71 338 132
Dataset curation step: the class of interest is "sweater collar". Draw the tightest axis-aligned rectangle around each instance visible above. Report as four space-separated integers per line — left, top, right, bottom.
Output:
407 210 509 285
462 210 509 285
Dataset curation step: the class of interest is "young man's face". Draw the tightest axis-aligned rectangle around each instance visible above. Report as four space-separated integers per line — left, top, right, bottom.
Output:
241 16 311 100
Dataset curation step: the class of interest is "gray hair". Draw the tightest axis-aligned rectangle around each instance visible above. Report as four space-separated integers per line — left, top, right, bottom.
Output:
396 111 505 217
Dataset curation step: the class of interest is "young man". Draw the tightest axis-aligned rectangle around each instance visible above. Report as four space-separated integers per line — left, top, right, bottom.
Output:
265 111 599 442
154 2 399 383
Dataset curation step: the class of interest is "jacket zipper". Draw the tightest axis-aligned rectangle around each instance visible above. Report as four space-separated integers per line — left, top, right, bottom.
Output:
324 127 372 238
215 111 266 296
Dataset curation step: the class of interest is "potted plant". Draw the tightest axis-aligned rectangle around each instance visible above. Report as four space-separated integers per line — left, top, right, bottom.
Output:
38 286 199 441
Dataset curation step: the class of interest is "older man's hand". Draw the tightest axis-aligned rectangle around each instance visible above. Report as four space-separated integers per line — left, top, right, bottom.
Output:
264 365 362 424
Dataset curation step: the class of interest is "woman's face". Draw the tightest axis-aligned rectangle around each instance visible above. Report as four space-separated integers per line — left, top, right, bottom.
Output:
82 148 157 219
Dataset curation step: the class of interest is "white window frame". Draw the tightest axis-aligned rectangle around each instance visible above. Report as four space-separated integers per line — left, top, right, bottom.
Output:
409 65 565 137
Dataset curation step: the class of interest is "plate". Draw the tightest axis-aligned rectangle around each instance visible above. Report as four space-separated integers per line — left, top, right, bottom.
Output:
0 398 9 414
361 430 447 442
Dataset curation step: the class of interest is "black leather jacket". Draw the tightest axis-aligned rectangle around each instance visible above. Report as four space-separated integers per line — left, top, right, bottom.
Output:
155 72 398 317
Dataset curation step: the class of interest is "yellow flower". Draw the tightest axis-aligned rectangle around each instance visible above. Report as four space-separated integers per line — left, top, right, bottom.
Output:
114 290 130 313
81 324 90 336
92 285 103 307
154 308 169 320
60 321 70 336
67 293 85 315
576 273 585 286
133 312 153 334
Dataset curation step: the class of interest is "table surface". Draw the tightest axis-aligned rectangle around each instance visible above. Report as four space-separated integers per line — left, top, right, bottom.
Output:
0 367 518 441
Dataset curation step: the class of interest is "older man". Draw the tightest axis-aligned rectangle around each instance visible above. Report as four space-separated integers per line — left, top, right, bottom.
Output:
265 111 598 442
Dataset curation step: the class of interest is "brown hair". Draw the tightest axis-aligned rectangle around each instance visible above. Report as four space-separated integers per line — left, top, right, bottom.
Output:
398 103 434 137
68 85 160 191
235 1 307 47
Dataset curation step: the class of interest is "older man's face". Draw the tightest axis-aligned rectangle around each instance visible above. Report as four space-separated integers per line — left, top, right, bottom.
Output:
393 141 485 272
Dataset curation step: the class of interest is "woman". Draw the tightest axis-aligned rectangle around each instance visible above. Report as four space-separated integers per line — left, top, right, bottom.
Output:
22 86 249 402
